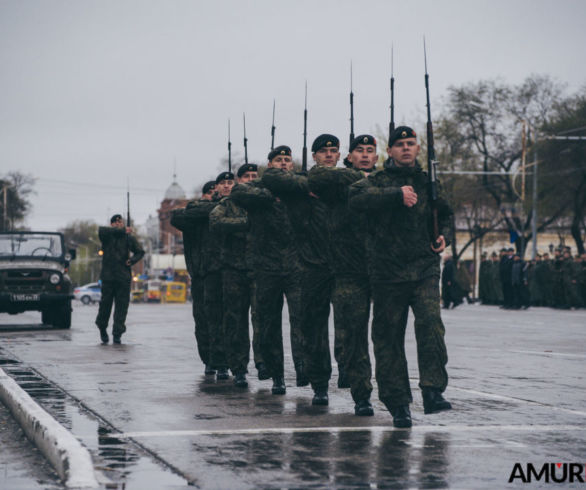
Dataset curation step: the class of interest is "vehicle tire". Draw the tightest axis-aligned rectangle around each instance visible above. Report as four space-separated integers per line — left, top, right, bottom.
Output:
41 309 52 325
81 295 91 305
52 301 72 329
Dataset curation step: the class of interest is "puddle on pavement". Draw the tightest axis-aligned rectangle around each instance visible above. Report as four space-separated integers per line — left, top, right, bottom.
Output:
0 351 189 489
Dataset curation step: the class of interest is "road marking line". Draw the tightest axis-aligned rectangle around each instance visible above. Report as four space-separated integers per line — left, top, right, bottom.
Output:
450 387 586 417
113 424 586 439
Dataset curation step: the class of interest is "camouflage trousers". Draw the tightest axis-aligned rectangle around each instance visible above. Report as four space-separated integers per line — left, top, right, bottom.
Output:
204 272 228 370
300 267 334 390
372 276 448 408
332 275 373 402
190 277 210 366
255 271 304 378
95 279 130 337
222 269 262 375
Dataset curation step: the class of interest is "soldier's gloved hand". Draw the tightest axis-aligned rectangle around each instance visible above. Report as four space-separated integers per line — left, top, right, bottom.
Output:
125 227 132 234
401 186 417 207
431 235 446 253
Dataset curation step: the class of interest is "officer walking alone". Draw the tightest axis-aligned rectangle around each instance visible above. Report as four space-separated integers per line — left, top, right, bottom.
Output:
95 214 144 344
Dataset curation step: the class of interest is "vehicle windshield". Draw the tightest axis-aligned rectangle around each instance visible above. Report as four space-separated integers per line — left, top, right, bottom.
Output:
0 233 64 259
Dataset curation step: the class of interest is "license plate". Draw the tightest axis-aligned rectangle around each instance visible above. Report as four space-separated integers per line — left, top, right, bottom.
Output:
11 293 40 302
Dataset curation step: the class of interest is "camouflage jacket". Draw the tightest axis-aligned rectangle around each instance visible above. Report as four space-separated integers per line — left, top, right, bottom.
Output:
209 196 252 272
261 168 331 270
307 165 368 277
230 181 301 274
170 199 220 277
348 159 453 283
98 227 144 282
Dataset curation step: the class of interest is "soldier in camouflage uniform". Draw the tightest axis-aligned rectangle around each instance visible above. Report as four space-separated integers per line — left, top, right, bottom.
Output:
537 253 553 307
95 214 145 344
349 126 453 428
171 181 216 375
489 252 503 305
173 173 230 379
230 146 304 395
260 141 337 406
478 253 490 304
562 250 582 308
308 133 377 416
209 163 267 388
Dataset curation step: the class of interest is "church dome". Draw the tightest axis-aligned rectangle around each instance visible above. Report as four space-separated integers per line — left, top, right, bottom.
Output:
164 178 186 200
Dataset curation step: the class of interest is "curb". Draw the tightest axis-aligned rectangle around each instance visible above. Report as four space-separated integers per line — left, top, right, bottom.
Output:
0 367 99 488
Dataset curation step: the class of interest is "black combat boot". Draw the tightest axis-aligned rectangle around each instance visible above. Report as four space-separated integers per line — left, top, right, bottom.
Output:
256 362 270 380
311 387 328 406
354 399 374 416
389 405 412 428
99 329 109 344
216 367 230 380
422 389 452 414
204 365 216 376
271 376 286 395
337 366 350 389
234 373 248 388
112 335 121 344
295 361 309 387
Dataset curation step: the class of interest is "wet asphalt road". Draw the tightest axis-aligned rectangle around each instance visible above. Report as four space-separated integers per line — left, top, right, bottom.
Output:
0 301 585 489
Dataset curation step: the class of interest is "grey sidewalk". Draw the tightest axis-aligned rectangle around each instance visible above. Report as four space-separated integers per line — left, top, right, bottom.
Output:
1 302 585 488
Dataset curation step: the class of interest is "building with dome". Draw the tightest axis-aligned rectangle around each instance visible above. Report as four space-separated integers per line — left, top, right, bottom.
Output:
157 174 190 255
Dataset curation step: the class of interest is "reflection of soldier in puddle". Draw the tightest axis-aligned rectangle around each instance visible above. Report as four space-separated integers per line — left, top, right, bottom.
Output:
335 430 373 486
418 432 450 488
376 430 412 486
98 425 140 478
290 432 335 484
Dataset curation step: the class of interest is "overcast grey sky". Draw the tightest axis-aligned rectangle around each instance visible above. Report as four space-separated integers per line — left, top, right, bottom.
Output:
1 0 585 231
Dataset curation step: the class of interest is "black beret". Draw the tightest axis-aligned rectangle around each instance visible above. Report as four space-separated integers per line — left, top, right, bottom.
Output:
311 134 339 153
237 163 258 178
202 181 216 194
349 134 377 152
267 145 292 162
388 126 417 147
215 171 235 184
110 214 123 224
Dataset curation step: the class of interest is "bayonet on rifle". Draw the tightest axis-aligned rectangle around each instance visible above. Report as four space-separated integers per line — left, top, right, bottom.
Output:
243 113 248 165
271 100 276 151
424 37 439 244
389 46 395 143
302 82 308 172
228 119 232 173
349 61 355 148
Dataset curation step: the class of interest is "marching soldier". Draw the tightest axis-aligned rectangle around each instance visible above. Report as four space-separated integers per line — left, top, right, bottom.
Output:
349 126 453 428
308 133 376 416
260 141 336 405
171 181 216 374
230 146 305 395
209 164 267 387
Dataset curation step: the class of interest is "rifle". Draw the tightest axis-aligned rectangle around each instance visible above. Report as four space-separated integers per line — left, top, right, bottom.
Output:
302 82 307 172
424 38 440 245
349 61 355 148
389 46 395 142
243 113 248 165
126 180 131 260
228 119 232 173
126 180 131 229
270 100 276 151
